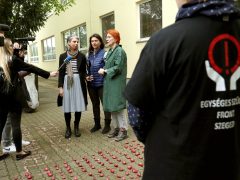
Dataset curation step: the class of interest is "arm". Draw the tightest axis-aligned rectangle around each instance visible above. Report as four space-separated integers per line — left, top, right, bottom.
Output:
124 41 162 109
105 48 126 79
58 53 66 88
80 54 87 78
127 103 153 144
18 71 30 77
99 47 126 78
79 53 88 105
13 57 50 78
124 40 165 143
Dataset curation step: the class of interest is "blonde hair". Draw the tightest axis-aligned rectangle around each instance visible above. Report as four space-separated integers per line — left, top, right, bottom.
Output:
0 38 13 87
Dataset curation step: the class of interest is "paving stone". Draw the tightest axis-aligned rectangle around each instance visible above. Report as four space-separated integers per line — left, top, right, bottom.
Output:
0 77 144 179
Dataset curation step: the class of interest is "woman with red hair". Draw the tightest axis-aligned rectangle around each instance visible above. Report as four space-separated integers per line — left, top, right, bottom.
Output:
98 29 128 142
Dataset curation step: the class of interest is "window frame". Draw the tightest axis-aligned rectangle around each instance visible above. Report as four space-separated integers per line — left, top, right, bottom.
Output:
42 36 56 62
29 42 39 63
101 12 115 43
137 0 162 42
62 23 87 54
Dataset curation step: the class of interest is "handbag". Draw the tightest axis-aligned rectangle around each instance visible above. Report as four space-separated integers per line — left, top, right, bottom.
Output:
57 94 63 107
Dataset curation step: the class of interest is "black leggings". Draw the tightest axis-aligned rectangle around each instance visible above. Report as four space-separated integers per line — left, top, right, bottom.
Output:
87 86 111 120
64 112 81 128
0 103 22 152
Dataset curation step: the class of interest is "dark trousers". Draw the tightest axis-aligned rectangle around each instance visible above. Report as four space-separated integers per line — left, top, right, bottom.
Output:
0 102 22 152
87 85 111 121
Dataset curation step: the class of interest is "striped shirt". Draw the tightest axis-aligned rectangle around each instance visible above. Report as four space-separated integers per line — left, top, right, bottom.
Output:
65 58 78 74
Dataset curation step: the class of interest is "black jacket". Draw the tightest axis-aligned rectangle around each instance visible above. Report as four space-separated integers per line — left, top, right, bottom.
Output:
125 15 240 180
0 57 50 106
58 51 88 106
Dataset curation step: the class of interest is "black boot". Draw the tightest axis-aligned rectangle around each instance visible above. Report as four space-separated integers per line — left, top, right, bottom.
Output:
74 112 81 137
64 113 71 138
90 118 101 133
16 151 31 161
65 127 72 139
102 119 111 134
74 125 81 137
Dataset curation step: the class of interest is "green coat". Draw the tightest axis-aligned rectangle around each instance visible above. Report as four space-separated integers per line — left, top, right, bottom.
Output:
103 45 127 112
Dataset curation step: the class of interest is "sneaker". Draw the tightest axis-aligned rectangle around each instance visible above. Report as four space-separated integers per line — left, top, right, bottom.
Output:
107 128 120 138
115 129 128 142
22 140 31 146
3 143 16 153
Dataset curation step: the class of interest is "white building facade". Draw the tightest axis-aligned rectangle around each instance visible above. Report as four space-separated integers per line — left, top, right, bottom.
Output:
29 0 178 77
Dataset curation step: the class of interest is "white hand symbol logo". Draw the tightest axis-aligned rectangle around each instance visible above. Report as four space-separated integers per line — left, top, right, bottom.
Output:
205 60 226 91
205 60 240 91
230 66 240 90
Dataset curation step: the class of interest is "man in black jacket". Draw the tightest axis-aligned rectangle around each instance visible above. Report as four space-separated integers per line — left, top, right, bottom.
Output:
125 0 240 180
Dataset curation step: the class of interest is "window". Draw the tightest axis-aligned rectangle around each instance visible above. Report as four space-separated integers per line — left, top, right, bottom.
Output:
139 0 162 39
29 43 39 63
63 23 87 54
42 36 56 61
101 13 115 42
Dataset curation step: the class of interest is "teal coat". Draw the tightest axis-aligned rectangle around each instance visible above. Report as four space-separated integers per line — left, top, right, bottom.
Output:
103 45 127 112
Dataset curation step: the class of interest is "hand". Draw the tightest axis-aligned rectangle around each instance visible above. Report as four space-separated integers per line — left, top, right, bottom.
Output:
205 60 225 91
86 75 94 81
230 66 240 90
98 68 105 75
13 42 20 49
50 71 58 77
59 87 64 97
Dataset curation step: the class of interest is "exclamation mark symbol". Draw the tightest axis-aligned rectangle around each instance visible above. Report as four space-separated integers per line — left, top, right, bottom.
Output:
224 40 230 75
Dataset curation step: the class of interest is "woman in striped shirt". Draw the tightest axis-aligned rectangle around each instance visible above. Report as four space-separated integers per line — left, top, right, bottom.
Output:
58 35 88 139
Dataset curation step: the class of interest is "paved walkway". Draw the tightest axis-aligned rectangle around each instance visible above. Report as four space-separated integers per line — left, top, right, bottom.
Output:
0 77 144 180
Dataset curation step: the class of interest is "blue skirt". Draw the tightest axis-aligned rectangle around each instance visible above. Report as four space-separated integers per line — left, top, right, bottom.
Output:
62 74 86 113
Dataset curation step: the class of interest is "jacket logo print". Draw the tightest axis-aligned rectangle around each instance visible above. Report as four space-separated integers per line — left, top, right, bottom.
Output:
205 34 240 91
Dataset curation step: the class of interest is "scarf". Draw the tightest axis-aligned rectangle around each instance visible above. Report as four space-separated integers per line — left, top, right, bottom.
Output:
66 51 78 89
176 0 240 21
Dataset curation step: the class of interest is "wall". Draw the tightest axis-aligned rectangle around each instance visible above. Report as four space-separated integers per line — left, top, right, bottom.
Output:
33 0 178 77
